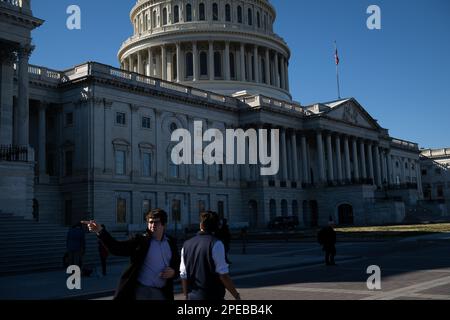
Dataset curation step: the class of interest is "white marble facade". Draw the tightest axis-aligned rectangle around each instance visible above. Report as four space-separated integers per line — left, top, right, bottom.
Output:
0 0 424 230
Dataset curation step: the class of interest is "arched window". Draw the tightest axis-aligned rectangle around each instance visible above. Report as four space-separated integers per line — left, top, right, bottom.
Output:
264 14 267 30
174 5 179 23
214 51 222 78
199 3 205 21
257 11 261 28
163 7 168 25
185 52 193 77
230 52 235 79
212 3 219 21
186 4 192 22
292 200 299 218
152 10 157 28
248 8 253 26
144 13 148 30
200 52 208 76
225 4 231 22
237 6 242 23
281 200 288 217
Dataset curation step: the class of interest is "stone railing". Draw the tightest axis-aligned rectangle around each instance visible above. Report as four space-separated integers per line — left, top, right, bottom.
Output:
0 0 31 11
421 148 450 158
391 138 419 151
244 95 307 116
0 145 29 162
29 62 240 108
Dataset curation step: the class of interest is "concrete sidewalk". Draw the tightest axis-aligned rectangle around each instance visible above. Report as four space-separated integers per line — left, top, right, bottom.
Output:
0 251 358 300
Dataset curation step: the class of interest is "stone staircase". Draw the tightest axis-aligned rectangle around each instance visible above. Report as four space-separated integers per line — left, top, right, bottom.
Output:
0 213 129 275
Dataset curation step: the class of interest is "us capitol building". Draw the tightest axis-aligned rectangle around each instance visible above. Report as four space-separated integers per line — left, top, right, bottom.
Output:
0 0 428 232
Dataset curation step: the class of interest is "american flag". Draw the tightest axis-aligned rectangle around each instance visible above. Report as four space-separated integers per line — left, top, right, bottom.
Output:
335 47 340 66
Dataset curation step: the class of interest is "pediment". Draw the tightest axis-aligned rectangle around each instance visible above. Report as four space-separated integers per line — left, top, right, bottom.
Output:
325 99 380 130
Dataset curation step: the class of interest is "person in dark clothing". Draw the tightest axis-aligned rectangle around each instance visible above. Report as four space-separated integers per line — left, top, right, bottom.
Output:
98 237 109 276
66 222 86 268
82 209 180 300
180 211 241 301
317 220 337 266
216 218 232 264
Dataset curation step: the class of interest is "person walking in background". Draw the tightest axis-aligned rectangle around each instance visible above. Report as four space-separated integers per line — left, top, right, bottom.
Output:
216 218 232 264
66 222 86 269
82 209 180 300
317 219 337 266
180 211 241 301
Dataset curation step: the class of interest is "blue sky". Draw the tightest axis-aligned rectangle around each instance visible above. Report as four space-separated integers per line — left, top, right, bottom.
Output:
29 0 450 149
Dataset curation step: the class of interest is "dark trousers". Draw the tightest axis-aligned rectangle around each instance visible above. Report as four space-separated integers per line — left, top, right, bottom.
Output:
100 256 107 275
324 245 336 265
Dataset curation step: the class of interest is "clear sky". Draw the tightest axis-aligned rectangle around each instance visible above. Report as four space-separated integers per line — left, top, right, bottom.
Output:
29 0 450 149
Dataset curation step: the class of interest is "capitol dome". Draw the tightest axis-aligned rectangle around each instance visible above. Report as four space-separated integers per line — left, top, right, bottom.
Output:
118 0 292 100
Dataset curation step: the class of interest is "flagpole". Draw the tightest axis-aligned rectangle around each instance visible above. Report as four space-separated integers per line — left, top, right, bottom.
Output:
335 41 341 99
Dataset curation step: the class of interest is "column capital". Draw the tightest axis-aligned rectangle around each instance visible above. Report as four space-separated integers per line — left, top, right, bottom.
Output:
18 44 34 60
0 47 17 66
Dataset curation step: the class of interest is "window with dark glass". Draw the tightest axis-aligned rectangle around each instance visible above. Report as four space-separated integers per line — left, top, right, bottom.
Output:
172 199 181 223
199 3 205 20
142 200 151 221
196 165 204 180
116 112 126 125
142 116 151 129
212 3 219 21
218 201 224 219
117 198 126 223
174 5 179 23
65 112 73 126
186 4 192 21
200 52 208 76
257 11 260 28
214 51 222 77
225 4 231 22
115 150 126 175
198 200 206 214
152 10 157 28
237 6 242 23
185 52 193 77
143 153 151 177
248 8 253 25
217 164 224 181
163 8 168 25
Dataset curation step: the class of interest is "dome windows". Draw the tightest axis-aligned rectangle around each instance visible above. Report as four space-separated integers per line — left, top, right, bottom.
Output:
185 52 194 78
199 3 206 21
237 6 243 23
225 4 231 22
162 7 168 25
212 3 219 21
248 8 253 26
214 51 222 78
257 11 261 28
174 5 179 23
200 52 208 76
186 4 192 22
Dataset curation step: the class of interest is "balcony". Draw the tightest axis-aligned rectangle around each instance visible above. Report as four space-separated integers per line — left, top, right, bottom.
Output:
0 145 29 162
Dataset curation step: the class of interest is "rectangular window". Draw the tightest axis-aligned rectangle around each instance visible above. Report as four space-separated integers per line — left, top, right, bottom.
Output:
117 198 127 223
143 153 152 177
142 117 151 129
116 112 126 125
218 201 224 219
169 161 179 178
142 200 151 222
65 151 73 177
437 185 444 198
65 112 73 126
217 164 224 181
115 150 126 175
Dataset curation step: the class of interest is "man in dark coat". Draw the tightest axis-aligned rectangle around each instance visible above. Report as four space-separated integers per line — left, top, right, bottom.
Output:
317 220 337 266
82 209 180 300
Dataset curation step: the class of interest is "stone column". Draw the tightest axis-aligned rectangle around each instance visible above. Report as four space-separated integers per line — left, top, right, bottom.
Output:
265 48 270 85
148 48 153 76
240 43 246 81
224 41 230 81
274 52 280 88
316 132 326 182
360 141 367 179
128 55 133 72
253 45 259 83
161 45 167 80
416 161 423 196
301 135 309 184
209 41 214 81
326 134 334 182
367 142 375 183
280 56 286 90
192 42 199 81
382 150 388 184
344 137 351 181
291 130 299 182
285 59 289 92
387 151 393 185
374 146 382 187
123 60 129 72
0 48 15 145
137 51 143 74
247 52 253 82
352 138 360 180
38 101 48 180
176 43 182 82
335 136 343 182
281 129 288 181
17 44 33 147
